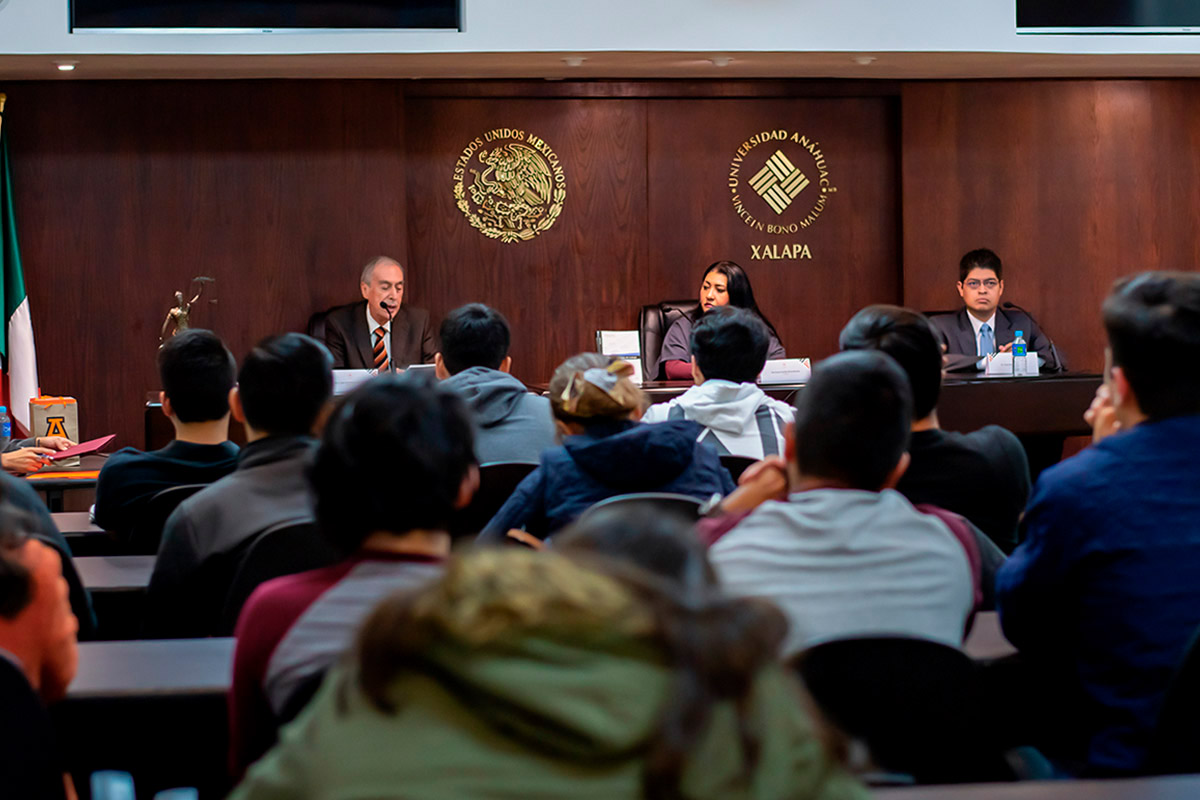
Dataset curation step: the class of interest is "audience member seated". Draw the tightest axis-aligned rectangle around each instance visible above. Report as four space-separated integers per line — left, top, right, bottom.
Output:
1 474 96 638
996 271 1200 775
145 334 334 638
478 354 734 543
435 303 556 465
229 546 866 800
93 329 240 538
656 260 785 380
839 304 1030 553
703 351 977 657
0 506 79 800
643 306 793 459
228 374 476 777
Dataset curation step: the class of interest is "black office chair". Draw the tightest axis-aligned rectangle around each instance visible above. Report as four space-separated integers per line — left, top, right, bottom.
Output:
126 483 208 554
306 309 330 342
1145 624 1200 775
793 636 1022 784
219 520 342 634
580 492 705 523
638 299 700 381
450 462 539 540
719 455 758 484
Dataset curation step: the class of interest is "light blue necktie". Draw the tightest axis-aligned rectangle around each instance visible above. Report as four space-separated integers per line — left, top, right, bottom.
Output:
979 323 995 356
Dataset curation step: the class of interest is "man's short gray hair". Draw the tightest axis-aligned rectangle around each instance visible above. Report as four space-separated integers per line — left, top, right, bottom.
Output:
360 256 403 285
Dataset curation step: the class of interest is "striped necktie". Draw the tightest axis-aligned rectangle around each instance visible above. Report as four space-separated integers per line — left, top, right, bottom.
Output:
373 326 389 372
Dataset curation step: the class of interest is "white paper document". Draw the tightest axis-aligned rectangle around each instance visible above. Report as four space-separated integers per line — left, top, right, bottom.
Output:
759 358 812 385
596 330 641 358
983 352 1040 377
332 368 376 396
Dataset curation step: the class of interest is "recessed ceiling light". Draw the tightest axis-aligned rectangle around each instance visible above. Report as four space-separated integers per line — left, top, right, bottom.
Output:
710 56 732 67
562 56 585 67
853 55 877 65
55 61 78 72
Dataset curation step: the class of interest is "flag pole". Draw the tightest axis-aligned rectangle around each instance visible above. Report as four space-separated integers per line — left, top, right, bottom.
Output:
0 93 6 138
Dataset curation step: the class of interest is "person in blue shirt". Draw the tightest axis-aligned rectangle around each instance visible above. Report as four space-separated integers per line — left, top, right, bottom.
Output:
996 271 1200 775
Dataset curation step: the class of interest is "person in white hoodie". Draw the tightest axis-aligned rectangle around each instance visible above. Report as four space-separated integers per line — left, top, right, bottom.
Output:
642 306 793 459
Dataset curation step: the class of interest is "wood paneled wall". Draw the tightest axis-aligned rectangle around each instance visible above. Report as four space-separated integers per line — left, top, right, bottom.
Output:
4 78 1197 449
901 80 1200 373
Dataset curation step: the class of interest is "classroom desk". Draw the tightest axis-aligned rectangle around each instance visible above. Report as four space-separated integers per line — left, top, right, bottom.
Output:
964 612 1016 661
75 555 154 593
75 555 154 639
25 453 109 512
56 638 234 797
54 510 104 535
873 774 1200 799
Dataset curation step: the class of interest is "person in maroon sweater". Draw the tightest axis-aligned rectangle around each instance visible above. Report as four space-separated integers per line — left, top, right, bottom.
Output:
227 374 479 778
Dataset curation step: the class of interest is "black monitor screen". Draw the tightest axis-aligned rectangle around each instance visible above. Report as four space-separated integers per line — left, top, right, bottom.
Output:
1018 0 1200 31
72 1 461 31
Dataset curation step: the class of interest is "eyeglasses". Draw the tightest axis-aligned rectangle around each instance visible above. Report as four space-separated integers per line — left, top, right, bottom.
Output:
963 279 999 290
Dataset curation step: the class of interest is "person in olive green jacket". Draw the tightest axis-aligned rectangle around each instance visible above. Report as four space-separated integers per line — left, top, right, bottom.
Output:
229 547 866 800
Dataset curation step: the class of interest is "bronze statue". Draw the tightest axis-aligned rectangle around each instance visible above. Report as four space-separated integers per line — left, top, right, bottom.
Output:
159 278 214 345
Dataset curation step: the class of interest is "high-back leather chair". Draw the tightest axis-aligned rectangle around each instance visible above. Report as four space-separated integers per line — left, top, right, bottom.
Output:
638 300 701 381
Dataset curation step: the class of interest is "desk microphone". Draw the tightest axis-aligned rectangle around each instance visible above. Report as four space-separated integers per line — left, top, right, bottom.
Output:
1001 301 1065 373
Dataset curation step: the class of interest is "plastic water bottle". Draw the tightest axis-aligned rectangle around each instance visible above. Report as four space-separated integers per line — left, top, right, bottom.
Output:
0 406 10 452
1012 330 1028 376
90 771 136 800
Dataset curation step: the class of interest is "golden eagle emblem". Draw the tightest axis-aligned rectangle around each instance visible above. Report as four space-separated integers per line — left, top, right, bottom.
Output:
453 131 566 243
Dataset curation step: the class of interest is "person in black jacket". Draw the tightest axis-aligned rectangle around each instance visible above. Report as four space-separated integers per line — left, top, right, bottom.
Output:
322 256 435 371
0 506 79 800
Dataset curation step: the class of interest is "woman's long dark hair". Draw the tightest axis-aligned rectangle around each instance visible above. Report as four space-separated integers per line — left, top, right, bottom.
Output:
696 260 782 342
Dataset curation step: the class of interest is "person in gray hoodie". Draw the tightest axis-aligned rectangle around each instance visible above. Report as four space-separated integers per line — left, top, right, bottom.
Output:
642 306 793 459
435 303 557 465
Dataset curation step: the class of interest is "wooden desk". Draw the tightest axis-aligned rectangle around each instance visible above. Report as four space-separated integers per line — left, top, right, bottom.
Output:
75 555 154 594
68 637 233 699
53 510 103 536
25 453 109 512
874 774 1200 799
964 612 1016 661
57 638 234 797
633 373 1101 438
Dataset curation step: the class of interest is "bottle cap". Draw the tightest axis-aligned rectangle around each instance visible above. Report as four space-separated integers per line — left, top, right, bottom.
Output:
0 406 7 413
1014 330 1023 337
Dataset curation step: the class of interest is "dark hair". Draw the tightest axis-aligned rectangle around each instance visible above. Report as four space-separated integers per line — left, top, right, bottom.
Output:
158 329 237 423
555 505 717 586
696 261 781 342
959 249 1003 283
690 306 770 384
793 351 913 490
352 548 790 799
1103 271 1200 420
238 333 333 436
309 374 476 553
438 303 511 375
839 305 943 420
0 500 35 620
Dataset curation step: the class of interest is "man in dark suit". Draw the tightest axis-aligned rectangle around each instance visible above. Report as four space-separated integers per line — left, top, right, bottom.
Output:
929 248 1062 371
322 256 435 371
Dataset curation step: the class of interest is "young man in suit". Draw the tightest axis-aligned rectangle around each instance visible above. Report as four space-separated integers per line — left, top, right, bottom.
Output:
930 248 1062 371
322 256 435 371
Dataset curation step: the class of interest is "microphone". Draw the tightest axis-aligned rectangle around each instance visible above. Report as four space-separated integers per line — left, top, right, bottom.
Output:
1001 301 1065 373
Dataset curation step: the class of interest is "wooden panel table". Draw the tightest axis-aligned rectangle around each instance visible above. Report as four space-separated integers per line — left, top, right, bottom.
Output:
75 555 154 593
56 638 234 797
874 774 1200 799
74 555 155 640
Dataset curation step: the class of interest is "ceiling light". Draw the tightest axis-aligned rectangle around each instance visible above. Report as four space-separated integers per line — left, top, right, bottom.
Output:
562 56 585 67
55 61 78 72
710 56 732 67
853 55 877 65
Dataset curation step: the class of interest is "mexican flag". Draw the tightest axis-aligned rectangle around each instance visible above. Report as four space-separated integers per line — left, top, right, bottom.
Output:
0 95 39 436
